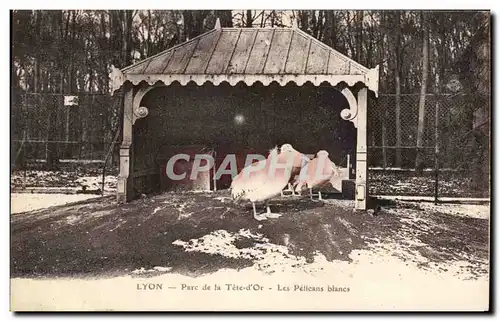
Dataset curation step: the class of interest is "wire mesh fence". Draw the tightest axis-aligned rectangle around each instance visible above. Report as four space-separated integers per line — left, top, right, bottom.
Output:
368 93 489 198
10 90 489 198
11 90 123 169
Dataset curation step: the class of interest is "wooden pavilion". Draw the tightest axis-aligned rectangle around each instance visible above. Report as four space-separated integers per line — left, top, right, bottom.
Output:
110 19 379 210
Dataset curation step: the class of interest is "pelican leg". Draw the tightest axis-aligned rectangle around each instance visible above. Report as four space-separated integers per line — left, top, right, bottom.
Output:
294 182 303 195
252 202 267 221
264 200 281 219
252 202 257 215
318 191 323 201
289 183 296 196
294 183 300 193
309 188 314 201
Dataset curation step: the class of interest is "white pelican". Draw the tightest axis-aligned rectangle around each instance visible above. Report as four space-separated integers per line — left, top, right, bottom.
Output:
294 150 340 200
279 143 311 197
231 146 296 220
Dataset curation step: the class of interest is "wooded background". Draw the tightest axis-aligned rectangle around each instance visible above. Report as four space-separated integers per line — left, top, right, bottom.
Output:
11 10 490 185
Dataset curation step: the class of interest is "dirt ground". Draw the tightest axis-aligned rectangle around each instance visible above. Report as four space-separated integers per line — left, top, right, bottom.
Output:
10 190 489 280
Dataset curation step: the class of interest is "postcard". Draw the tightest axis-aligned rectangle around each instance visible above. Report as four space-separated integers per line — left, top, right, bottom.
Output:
10 9 490 311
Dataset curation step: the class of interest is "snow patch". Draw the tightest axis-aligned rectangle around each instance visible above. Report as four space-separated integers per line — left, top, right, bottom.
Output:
405 202 489 219
10 193 100 214
172 229 342 275
132 266 173 275
65 215 81 225
213 196 231 203
76 175 117 191
11 170 117 193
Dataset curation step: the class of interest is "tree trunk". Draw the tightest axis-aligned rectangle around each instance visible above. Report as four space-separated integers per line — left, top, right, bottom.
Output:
356 10 363 63
311 10 318 37
99 11 109 93
122 10 133 67
415 12 430 172
270 10 276 27
394 11 403 168
323 11 337 48
215 10 232 27
34 11 41 93
46 11 62 168
318 11 325 40
245 10 252 27
468 12 489 190
183 10 208 40
69 10 77 93
121 10 129 67
434 15 446 202
298 10 309 32
434 75 440 202
379 12 388 168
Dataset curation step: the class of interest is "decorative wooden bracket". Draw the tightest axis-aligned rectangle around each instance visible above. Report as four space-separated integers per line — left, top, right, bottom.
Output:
133 106 149 123
339 87 358 128
132 86 157 124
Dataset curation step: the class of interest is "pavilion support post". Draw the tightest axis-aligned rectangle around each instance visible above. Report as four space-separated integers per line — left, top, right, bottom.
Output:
355 87 368 210
117 83 135 203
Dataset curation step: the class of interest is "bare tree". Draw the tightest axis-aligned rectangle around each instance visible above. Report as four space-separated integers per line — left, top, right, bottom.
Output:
415 12 430 172
378 12 388 167
394 11 403 168
34 11 41 93
355 10 363 63
182 10 209 40
214 10 233 27
322 10 337 48
245 10 253 27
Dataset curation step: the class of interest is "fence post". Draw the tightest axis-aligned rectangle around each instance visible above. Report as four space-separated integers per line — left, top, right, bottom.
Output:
395 93 402 168
117 83 135 203
381 100 388 168
434 96 440 204
65 102 70 157
355 88 368 210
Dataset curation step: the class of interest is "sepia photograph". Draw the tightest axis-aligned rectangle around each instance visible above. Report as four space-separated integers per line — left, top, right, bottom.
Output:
9 7 491 311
